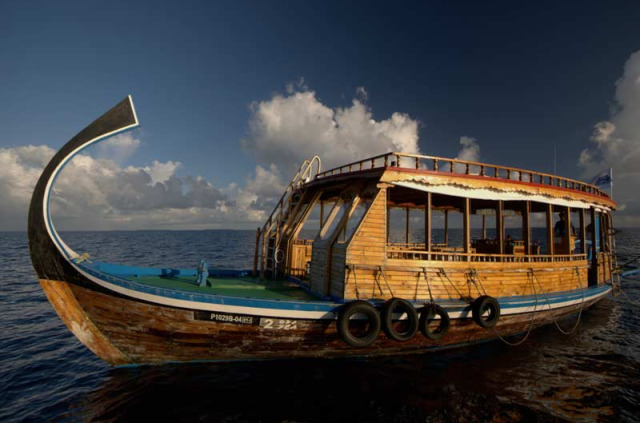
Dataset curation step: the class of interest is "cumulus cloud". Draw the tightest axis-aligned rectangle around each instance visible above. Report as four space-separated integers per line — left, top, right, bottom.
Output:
578 50 640 225
456 136 480 163
0 145 57 228
0 142 277 230
2 83 485 231
95 133 141 164
453 136 481 173
242 86 421 173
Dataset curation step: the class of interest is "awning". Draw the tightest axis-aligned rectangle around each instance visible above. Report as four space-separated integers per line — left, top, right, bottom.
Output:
390 180 610 210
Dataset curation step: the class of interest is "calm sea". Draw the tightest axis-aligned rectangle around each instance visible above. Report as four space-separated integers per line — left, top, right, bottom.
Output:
1 229 639 422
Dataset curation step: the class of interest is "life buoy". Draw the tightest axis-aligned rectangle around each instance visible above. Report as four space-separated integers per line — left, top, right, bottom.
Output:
381 298 419 342
419 303 450 340
472 295 501 328
337 300 381 347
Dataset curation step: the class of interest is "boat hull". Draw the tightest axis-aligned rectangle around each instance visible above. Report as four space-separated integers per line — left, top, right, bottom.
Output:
39 275 609 365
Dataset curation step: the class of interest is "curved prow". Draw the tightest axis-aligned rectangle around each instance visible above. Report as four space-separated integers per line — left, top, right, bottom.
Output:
28 96 139 280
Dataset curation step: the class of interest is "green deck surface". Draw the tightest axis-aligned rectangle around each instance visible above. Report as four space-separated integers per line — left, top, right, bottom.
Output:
126 275 319 301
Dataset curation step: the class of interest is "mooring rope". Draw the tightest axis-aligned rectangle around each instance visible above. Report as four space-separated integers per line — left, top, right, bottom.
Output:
377 266 395 298
531 266 586 335
616 279 640 307
346 265 360 300
492 269 539 346
422 267 435 304
437 267 467 302
467 268 488 297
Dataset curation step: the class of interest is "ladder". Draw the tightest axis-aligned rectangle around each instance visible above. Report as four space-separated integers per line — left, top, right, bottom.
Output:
255 156 321 279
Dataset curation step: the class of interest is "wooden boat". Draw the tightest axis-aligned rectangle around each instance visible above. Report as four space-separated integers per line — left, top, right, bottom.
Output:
29 97 620 365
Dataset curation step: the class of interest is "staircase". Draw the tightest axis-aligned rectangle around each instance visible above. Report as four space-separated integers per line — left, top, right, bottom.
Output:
255 156 321 279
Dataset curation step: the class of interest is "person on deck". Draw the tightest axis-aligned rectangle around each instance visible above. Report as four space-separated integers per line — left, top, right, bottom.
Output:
554 211 576 236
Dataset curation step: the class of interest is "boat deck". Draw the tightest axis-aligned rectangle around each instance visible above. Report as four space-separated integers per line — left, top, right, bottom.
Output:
123 275 319 301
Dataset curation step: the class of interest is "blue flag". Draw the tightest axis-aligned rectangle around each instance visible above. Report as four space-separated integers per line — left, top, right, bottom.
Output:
590 168 612 188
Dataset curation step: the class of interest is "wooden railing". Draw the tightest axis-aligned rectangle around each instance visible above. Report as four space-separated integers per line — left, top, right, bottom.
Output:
311 152 610 199
386 246 587 263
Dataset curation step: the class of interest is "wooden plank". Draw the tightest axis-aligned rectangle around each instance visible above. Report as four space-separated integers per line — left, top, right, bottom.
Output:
523 201 530 255
497 200 504 255
547 203 554 256
426 193 432 252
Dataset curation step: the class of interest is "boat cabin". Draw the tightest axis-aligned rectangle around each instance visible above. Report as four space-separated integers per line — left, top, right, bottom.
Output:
254 153 616 302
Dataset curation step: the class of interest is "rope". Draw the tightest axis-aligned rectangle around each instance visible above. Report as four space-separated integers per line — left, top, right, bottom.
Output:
531 266 585 335
437 267 467 302
73 252 92 264
467 268 488 297
422 267 434 303
615 278 640 307
377 266 395 297
347 265 360 300
372 267 385 297
492 269 539 346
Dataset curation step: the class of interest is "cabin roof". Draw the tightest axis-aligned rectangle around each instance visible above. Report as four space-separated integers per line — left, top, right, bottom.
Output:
303 152 616 211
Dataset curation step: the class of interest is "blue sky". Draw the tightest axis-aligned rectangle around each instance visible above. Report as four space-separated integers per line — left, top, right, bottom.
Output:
1 0 640 230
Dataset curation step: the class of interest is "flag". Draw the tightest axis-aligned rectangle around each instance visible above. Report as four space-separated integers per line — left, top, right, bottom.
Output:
590 168 612 188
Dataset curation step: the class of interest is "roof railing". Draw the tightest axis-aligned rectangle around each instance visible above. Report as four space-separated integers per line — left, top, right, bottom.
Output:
312 152 610 199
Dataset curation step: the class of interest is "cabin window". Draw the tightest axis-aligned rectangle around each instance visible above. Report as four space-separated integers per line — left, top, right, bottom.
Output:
296 200 330 240
338 194 373 243
318 197 353 241
385 186 592 262
530 202 548 254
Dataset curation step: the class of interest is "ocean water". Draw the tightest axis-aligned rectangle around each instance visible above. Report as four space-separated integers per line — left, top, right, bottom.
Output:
1 229 639 422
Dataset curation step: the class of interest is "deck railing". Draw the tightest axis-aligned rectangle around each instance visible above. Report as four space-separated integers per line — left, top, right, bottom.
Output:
386 246 587 263
312 152 610 199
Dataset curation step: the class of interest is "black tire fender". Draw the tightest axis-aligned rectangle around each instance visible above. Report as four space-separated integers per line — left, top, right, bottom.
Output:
337 300 381 347
381 298 419 342
472 295 501 329
419 303 450 340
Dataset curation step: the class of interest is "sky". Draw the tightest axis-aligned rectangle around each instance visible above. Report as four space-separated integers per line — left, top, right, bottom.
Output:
1 0 640 230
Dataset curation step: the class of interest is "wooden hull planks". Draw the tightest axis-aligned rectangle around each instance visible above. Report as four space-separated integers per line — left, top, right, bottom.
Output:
39 276 607 365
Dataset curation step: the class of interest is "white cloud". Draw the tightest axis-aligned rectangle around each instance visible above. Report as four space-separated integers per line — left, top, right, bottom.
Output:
242 86 420 173
456 136 480 163
144 160 181 185
578 50 640 225
0 141 278 230
95 133 141 164
2 82 486 231
454 136 481 173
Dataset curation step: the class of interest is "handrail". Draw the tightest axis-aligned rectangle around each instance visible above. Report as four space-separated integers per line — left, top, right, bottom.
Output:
257 156 322 278
386 247 587 263
260 156 321 236
311 152 611 199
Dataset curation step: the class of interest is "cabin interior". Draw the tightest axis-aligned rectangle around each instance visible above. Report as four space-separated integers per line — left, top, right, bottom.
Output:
259 180 614 302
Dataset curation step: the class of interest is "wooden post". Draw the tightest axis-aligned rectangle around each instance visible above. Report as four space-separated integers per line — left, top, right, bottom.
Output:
386 207 391 245
580 209 586 255
320 201 325 227
497 201 504 257
444 210 449 246
405 207 410 244
523 201 530 257
547 204 554 256
253 227 261 277
591 208 598 284
564 207 571 255
463 198 470 261
482 215 486 239
426 192 432 257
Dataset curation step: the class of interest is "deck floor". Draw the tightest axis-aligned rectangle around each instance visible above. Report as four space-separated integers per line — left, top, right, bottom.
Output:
125 275 319 301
